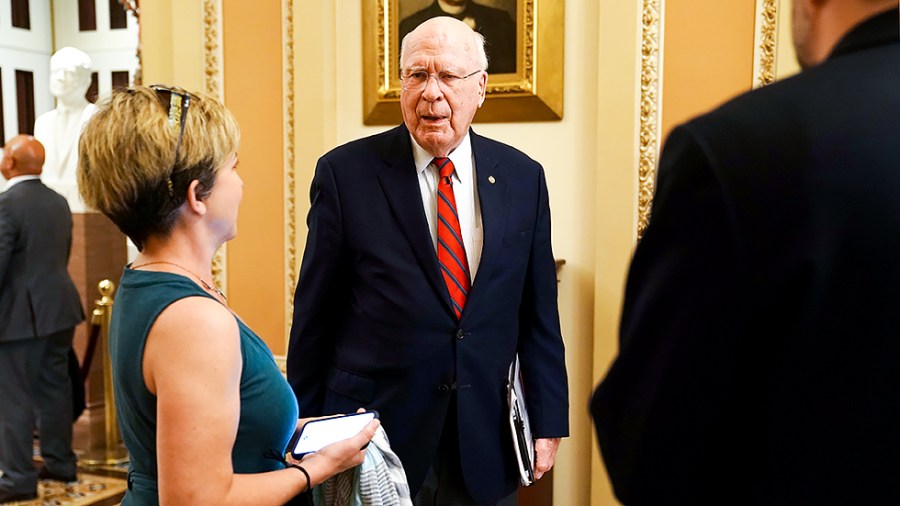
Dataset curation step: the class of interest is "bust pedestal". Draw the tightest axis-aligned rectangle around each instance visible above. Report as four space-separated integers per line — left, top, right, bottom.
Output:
69 212 129 466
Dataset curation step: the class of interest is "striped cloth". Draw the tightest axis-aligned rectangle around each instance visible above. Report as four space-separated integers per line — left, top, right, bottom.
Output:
312 426 412 506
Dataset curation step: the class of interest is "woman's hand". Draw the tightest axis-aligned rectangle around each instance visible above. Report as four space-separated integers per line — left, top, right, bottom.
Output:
295 408 368 433
293 417 380 484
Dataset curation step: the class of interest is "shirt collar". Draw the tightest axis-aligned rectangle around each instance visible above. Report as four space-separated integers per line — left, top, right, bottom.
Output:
1 175 40 193
410 132 473 184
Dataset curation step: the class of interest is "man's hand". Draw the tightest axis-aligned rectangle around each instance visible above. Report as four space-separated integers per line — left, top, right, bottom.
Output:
533 437 561 480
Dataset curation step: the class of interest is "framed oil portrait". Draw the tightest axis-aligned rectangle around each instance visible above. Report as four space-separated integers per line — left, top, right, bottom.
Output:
362 0 564 124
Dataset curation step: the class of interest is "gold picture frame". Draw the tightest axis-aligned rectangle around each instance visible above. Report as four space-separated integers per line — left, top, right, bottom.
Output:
362 0 564 124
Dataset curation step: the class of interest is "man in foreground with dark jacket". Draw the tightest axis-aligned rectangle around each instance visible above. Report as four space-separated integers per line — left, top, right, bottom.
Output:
592 1 900 504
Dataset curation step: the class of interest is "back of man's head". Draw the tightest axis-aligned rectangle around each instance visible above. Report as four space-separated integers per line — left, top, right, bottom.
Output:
1 135 46 179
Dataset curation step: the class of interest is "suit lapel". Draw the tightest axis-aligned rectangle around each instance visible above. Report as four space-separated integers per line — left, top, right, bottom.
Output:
463 131 509 318
376 126 454 311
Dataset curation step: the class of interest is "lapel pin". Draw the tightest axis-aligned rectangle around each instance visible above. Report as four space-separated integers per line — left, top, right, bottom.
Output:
488 175 496 184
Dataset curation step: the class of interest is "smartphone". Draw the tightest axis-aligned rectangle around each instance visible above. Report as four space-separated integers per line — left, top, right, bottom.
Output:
289 410 378 459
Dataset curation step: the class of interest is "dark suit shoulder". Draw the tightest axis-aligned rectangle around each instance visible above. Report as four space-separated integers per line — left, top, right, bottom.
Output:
321 126 405 161
656 37 900 263
3 180 71 214
316 125 409 178
686 41 899 143
664 40 899 193
470 130 542 174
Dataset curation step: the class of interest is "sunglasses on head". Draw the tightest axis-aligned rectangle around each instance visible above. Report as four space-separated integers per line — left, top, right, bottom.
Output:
149 84 194 197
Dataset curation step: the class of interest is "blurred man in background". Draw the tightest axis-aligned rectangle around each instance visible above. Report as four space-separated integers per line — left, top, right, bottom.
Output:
0 135 84 503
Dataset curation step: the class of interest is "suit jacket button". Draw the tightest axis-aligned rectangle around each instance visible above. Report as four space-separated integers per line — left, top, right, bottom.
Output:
438 384 450 394
456 329 465 340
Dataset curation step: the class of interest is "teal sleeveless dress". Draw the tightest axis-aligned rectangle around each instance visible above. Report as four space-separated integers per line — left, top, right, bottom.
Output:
109 268 299 505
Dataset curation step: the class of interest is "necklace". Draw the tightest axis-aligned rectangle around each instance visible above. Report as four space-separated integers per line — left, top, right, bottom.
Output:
131 260 227 300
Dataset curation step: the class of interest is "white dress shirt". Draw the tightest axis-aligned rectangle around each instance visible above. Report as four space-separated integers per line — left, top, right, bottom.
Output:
411 134 484 281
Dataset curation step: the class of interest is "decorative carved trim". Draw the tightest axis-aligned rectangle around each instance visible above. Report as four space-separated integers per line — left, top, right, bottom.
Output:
119 0 142 85
522 0 535 90
753 0 779 88
203 0 227 292
283 0 297 341
203 0 224 99
375 0 386 90
638 0 663 238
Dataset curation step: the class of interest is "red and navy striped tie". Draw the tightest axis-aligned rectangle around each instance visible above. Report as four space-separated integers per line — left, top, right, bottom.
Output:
434 157 470 319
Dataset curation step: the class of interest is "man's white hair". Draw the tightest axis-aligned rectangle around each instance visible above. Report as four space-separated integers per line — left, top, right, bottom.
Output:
399 17 489 73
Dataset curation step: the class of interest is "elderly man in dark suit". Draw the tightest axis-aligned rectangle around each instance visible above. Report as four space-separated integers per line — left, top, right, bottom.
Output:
592 1 900 504
0 135 85 503
288 16 568 506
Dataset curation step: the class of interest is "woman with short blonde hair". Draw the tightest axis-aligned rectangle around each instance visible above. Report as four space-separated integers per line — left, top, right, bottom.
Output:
78 86 377 505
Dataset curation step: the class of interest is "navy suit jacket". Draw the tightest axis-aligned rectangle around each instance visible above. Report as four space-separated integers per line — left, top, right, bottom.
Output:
288 125 568 502
0 179 84 343
592 9 900 505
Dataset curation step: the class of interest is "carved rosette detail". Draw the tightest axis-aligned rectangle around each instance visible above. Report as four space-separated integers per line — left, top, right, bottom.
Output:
283 0 297 338
754 0 778 88
638 0 662 238
203 0 227 291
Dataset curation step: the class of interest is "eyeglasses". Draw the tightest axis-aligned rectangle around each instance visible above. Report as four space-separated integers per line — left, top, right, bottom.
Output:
400 69 483 92
150 84 193 196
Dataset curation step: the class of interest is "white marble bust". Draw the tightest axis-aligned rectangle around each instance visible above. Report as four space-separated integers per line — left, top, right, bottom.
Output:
33 47 97 213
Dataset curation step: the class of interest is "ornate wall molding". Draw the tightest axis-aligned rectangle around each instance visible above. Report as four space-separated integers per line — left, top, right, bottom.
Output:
203 0 224 98
203 0 227 292
283 0 297 342
119 1 142 84
753 0 779 88
638 0 663 238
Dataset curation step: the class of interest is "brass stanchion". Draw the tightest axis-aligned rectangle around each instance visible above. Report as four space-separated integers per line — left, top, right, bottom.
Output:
79 279 128 467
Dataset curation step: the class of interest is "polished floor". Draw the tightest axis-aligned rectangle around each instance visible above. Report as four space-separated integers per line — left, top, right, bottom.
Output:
4 446 127 506
3 472 126 506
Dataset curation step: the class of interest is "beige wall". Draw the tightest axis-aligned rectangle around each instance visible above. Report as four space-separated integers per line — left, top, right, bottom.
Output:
142 1 782 504
221 0 287 354
662 0 757 139
141 2 204 90
591 4 643 504
143 0 288 354
777 2 802 79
